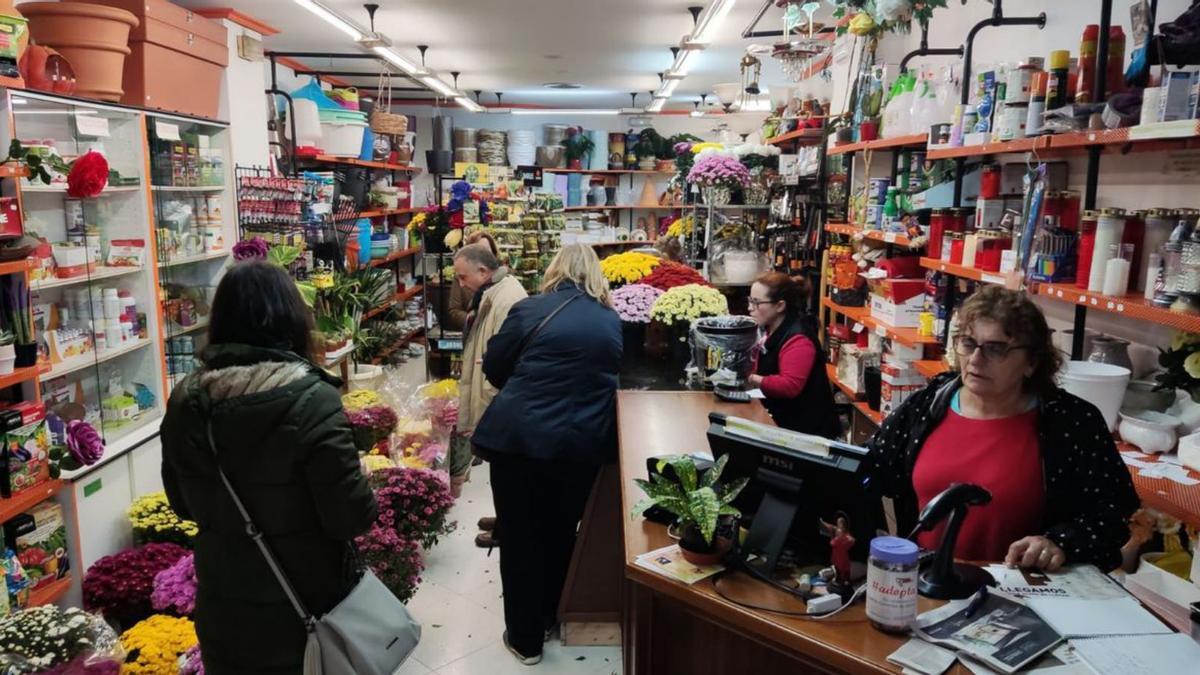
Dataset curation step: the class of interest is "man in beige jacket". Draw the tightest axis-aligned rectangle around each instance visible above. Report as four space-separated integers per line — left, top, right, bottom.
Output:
451 243 527 499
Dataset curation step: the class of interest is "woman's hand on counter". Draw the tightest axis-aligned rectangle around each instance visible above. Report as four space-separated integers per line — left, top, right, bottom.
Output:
747 374 764 389
1005 535 1066 571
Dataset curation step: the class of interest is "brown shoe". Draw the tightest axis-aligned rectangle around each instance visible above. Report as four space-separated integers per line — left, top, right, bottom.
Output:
477 516 496 531
475 530 499 548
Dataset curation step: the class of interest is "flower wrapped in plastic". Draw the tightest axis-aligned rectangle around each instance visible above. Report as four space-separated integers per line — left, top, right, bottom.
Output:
341 389 382 412
151 553 197 617
0 606 124 674
128 492 198 547
600 251 661 286
83 543 189 626
119 615 197 675
362 453 397 474
650 284 729 326
612 284 663 324
346 405 399 454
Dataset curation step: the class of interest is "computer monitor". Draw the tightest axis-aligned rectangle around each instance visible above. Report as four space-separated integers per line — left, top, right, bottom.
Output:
707 413 876 572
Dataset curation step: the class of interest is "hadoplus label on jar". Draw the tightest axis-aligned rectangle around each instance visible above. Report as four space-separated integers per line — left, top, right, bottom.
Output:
865 536 920 632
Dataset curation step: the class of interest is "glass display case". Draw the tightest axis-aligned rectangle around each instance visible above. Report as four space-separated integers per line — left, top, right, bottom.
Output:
145 113 233 394
6 91 167 467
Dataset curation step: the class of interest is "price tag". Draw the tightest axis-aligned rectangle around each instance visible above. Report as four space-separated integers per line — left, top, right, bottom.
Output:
75 112 109 138
155 120 182 141
884 232 898 243
851 323 865 334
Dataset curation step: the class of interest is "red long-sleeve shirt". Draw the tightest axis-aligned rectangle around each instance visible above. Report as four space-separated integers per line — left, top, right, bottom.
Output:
756 334 817 399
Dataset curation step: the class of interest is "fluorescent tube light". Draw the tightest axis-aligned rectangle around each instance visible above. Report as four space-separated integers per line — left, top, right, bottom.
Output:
646 99 666 113
656 79 681 99
692 0 738 45
420 76 458 98
510 109 621 116
456 97 486 113
372 46 419 75
671 46 701 77
294 0 363 41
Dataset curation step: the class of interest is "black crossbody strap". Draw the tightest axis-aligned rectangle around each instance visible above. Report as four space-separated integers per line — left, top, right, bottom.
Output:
205 421 316 629
515 293 581 358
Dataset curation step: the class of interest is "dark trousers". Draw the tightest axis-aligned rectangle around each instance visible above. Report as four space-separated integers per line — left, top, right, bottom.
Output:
489 452 599 656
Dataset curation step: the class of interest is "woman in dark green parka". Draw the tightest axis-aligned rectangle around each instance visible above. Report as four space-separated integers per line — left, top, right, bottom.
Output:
161 261 377 675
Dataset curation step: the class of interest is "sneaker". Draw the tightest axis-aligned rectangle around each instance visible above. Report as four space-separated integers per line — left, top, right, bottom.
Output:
478 516 496 531
503 631 542 666
475 531 499 549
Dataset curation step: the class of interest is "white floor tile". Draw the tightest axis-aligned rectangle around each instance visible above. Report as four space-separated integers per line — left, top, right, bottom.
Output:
405 580 506 669
393 656 432 675
435 639 621 675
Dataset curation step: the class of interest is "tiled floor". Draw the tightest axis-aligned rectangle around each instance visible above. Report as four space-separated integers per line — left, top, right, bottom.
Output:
397 463 622 675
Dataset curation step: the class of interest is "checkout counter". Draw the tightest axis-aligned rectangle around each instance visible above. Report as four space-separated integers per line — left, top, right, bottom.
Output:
574 390 1183 675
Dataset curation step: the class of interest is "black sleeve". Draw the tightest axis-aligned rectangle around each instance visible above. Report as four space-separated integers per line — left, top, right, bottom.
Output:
299 384 379 541
1043 403 1140 570
160 402 194 521
482 300 532 390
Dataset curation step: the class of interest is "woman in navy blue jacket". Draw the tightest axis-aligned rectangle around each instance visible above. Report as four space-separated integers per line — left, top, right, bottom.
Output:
472 244 622 665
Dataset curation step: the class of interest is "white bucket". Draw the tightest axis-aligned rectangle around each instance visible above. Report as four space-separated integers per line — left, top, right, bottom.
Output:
321 121 367 157
293 99 322 148
348 363 384 392
1059 360 1131 431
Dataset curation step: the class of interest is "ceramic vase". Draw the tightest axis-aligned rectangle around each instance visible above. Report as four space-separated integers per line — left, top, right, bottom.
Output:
21 2 138 101
638 157 657 171
702 185 732 206
608 133 625 170
605 186 617 206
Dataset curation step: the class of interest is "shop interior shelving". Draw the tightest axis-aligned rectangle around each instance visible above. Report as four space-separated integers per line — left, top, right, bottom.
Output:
825 222 916 247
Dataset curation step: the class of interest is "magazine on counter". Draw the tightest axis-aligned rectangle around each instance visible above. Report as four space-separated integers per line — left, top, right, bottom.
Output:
914 589 1062 674
982 565 1126 601
633 545 724 585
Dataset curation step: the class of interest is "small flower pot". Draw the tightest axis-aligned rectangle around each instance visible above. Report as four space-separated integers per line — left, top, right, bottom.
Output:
568 158 583 170
638 157 657 171
14 343 37 368
655 159 675 172
702 185 732 206
678 523 732 566
0 344 14 375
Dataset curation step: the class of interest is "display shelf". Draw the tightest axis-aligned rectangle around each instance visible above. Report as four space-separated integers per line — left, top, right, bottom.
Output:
562 205 676 212
926 136 1047 159
0 163 30 179
359 206 418 219
824 223 914 247
1047 120 1200 152
165 318 209 337
29 575 71 607
61 413 164 481
21 184 143 194
364 285 424 321
39 338 152 382
1037 284 1200 334
821 297 938 349
825 363 863 400
151 185 225 192
915 360 949 379
589 241 651 248
399 284 424 302
766 128 825 146
158 250 229 268
0 366 41 390
303 155 421 173
1123 443 1200 530
918 258 1019 286
367 247 420 268
0 259 31 276
371 327 426 365
827 133 928 156
0 480 65 525
32 266 143 291
544 168 674 175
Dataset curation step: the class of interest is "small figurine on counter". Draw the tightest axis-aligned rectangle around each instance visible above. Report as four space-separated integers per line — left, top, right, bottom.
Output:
821 513 856 586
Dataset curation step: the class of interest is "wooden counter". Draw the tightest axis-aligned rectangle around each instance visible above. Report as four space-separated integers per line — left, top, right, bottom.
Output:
617 390 954 675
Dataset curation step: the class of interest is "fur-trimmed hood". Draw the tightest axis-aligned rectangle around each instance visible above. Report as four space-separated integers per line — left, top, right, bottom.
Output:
197 360 311 402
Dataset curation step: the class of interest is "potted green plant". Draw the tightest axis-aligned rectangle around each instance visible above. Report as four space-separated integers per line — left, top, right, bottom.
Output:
631 454 747 565
564 128 595 170
0 328 14 375
634 129 663 171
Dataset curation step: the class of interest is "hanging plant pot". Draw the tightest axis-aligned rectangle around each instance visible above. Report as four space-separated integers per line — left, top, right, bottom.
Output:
20 2 138 102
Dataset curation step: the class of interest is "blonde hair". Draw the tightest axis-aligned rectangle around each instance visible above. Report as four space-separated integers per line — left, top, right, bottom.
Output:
541 243 612 306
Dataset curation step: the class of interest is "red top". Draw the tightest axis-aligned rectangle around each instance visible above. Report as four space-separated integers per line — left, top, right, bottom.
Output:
756 334 817 399
913 407 1045 560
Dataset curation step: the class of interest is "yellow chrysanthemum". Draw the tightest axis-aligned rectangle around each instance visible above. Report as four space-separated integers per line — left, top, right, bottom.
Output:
120 615 198 675
362 454 397 473
691 142 724 154
420 379 459 399
665 216 695 239
600 251 661 285
649 284 728 325
342 389 381 411
1172 331 1200 351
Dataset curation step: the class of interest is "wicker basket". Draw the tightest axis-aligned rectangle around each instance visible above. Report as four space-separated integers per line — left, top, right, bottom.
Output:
370 72 409 135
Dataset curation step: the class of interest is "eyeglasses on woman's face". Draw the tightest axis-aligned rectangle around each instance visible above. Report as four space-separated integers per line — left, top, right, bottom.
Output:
954 335 1028 361
747 297 780 308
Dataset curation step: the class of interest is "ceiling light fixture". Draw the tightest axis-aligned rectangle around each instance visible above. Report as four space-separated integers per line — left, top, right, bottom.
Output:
691 0 737 45
656 79 681 99
648 1 738 113
371 45 418 74
421 75 458 98
294 0 363 41
456 96 486 113
511 109 621 116
646 98 666 113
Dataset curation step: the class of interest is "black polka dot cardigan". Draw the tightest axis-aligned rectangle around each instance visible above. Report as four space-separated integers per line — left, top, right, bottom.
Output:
864 373 1141 570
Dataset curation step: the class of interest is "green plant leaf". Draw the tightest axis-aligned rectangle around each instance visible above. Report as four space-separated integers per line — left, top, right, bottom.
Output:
295 281 317 307
719 477 749 505
718 504 741 518
630 498 658 520
687 486 721 544
704 453 729 487
665 456 698 492
267 245 302 268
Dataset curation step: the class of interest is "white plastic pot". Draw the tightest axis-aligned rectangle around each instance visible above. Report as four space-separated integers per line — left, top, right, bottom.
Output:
1118 410 1181 454
1059 361 1131 431
321 121 367 157
0 343 13 375
293 98 322 148
348 363 383 392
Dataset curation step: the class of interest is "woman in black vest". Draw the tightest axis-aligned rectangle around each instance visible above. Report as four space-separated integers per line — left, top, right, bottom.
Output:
746 273 841 438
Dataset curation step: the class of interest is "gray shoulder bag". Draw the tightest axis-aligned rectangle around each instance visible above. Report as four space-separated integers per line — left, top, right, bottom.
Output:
205 422 420 675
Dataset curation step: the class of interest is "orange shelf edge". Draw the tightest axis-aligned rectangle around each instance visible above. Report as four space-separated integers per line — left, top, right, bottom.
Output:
308 155 422 173
824 223 914 247
828 133 927 156
1121 442 1200 530
1038 284 1200 334
766 129 826 147
914 360 950 379
0 258 31 276
29 575 71 607
0 480 65 525
367 247 421 268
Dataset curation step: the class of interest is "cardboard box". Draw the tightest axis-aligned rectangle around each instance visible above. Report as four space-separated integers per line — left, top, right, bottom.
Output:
870 279 927 328
4 411 49 495
4 502 68 590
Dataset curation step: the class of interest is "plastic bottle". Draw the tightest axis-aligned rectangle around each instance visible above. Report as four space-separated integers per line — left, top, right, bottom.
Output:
1107 25 1126 98
1026 70 1048 135
1075 25 1099 103
1047 50 1071 109
882 187 901 231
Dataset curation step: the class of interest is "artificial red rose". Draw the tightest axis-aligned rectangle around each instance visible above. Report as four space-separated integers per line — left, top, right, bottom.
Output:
66 151 109 198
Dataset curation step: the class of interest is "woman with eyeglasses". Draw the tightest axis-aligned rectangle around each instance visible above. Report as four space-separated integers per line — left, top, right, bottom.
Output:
865 286 1138 571
746 273 841 438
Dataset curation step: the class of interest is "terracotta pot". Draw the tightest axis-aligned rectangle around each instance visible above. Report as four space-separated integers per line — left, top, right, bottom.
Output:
20 45 75 94
568 158 583 170
656 159 675 172
20 2 138 101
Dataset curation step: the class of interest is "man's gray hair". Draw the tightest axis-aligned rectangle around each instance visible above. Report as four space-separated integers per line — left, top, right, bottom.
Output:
454 241 501 270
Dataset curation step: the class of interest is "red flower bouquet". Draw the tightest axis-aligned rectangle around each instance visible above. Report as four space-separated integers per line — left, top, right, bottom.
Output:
347 404 399 454
82 543 188 627
641 261 711 291
66 151 109 199
355 524 424 602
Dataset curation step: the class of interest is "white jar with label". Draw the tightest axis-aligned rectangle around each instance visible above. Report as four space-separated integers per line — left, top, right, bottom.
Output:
866 536 919 633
